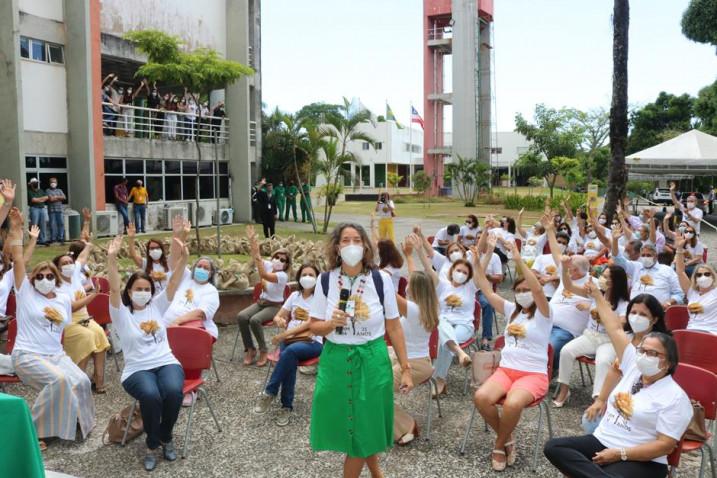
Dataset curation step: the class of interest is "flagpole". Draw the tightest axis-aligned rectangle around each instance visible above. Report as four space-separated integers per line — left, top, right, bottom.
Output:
409 103 414 189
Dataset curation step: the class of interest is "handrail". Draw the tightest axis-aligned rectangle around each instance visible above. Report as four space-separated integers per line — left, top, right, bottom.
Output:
428 26 453 41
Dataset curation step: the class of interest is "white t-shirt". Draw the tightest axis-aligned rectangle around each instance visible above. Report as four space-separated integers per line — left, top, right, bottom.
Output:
310 269 399 345
550 275 595 338
686 241 705 263
683 206 703 234
0 271 15 316
532 254 560 299
481 252 503 278
259 260 288 303
141 258 171 293
375 200 395 218
110 291 180 382
459 225 481 247
686 288 717 334
618 259 683 304
282 291 321 343
401 300 432 359
382 266 401 292
437 279 478 327
56 263 93 322
500 300 553 374
432 227 457 248
163 269 220 338
580 234 604 260
587 299 629 334
594 344 692 464
13 277 72 356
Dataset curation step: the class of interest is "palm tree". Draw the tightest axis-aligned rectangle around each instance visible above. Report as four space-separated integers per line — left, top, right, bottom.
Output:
605 0 630 222
280 114 318 233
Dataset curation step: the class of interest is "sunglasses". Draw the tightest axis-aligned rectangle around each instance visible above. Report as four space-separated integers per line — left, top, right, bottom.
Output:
696 272 712 278
274 257 288 263
35 273 55 281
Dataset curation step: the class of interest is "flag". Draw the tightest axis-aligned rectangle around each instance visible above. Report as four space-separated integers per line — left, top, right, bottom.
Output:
411 106 424 129
386 103 404 129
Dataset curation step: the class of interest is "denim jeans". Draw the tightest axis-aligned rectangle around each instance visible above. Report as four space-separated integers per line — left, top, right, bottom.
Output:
116 203 129 231
49 211 64 242
122 364 185 449
433 321 474 379
550 326 576 373
29 207 47 244
133 204 146 233
477 291 493 339
265 340 322 409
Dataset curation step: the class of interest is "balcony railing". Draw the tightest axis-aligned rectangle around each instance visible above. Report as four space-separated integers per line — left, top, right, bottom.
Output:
249 121 257 146
427 25 453 41
101 102 229 143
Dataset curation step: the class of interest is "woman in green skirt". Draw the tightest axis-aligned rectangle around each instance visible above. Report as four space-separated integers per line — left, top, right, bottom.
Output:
310 222 414 478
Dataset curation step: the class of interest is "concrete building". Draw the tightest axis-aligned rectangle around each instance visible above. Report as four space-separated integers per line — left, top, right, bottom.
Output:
423 0 493 192
492 131 531 181
0 0 261 235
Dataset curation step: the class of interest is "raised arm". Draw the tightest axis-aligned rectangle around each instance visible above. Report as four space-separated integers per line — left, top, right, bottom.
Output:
248 225 279 283
541 213 562 265
561 198 574 224
506 239 550 317
674 236 691 295
669 181 681 208
7 208 26 287
165 237 189 302
473 236 507 315
23 225 40 265
408 233 438 286
412 225 436 259
168 215 189 272
0 179 16 226
662 212 676 240
515 208 528 239
107 235 123 309
126 223 143 268
587 282 630 360
369 213 379 248
75 240 93 266
559 255 590 298
80 207 92 242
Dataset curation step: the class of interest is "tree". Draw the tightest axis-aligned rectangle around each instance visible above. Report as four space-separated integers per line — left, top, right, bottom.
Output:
605 0 630 224
412 171 432 205
681 0 717 52
695 80 717 135
444 155 490 206
125 30 253 254
627 92 694 153
318 98 376 233
387 172 403 193
514 152 580 198
572 108 609 183
296 102 343 128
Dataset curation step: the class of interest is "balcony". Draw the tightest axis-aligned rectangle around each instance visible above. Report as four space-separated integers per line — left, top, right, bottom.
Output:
427 26 453 52
428 131 452 156
427 92 453 104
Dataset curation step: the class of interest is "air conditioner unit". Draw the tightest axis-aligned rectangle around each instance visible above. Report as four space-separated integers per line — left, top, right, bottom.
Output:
95 211 118 237
163 206 188 230
188 202 214 227
214 208 233 225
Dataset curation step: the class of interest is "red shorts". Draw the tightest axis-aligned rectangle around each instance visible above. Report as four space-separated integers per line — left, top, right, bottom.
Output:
485 366 549 401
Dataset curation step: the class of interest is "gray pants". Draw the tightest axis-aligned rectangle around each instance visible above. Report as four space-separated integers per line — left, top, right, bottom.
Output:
237 303 280 353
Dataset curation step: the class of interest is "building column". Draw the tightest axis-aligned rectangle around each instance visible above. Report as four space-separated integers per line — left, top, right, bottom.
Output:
0 0 27 214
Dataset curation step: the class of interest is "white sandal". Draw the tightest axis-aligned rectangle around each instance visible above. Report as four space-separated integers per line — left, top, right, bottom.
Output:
505 440 517 466
491 449 507 471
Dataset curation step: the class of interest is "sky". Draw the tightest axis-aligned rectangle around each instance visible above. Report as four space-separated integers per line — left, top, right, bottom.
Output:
262 0 716 131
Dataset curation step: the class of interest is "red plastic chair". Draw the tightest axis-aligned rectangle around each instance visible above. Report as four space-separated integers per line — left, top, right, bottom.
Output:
671 363 717 477
543 243 551 255
665 305 690 331
460 336 555 472
91 276 110 294
398 277 408 298
673 329 717 375
5 292 16 318
86 293 120 372
427 235 435 246
704 247 709 264
576 355 596 387
0 319 21 390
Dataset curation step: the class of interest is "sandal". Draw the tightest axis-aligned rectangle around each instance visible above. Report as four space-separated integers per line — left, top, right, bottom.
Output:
459 352 473 368
243 349 257 366
505 440 517 466
256 351 269 367
491 449 507 471
396 422 420 446
91 382 107 395
431 381 447 399
38 440 47 452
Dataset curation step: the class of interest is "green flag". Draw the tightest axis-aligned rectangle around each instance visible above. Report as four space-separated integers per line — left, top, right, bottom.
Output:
386 103 404 129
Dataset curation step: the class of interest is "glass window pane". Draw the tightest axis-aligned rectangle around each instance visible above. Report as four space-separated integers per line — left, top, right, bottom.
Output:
104 178 115 207
125 160 143 174
165 176 181 201
146 160 162 174
20 37 29 58
146 176 163 202
48 44 63 64
31 40 46 62
199 162 213 175
219 176 229 198
165 161 180 174
25 156 37 168
182 176 196 200
182 161 197 174
218 162 228 174
105 159 123 174
199 176 214 199
38 157 67 169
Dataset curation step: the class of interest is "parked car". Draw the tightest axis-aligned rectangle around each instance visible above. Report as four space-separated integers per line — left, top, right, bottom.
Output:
650 188 673 204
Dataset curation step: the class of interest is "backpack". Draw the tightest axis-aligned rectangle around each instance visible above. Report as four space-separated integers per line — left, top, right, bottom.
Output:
320 269 385 309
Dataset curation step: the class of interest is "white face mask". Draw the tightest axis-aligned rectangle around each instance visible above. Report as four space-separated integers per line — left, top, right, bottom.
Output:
587 231 597 239
149 249 163 261
678 225 687 234
34 278 55 295
131 291 152 307
515 292 534 309
639 256 655 269
449 251 463 263
50 182 57 188
271 258 284 271
340 244 364 267
61 264 74 278
598 218 607 225
452 270 468 284
299 275 316 290
629 313 651 333
636 353 663 377
687 202 696 210
598 276 609 291
696 275 714 289
684 232 694 239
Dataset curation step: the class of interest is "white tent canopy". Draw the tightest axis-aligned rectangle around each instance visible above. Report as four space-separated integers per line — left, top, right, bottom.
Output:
626 129 717 176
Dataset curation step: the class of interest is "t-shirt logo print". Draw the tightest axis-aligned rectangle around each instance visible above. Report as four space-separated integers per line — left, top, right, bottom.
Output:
613 391 634 420
294 307 309 322
639 275 654 288
506 323 527 346
184 289 195 306
445 294 463 311
139 320 160 343
43 306 64 332
688 302 704 316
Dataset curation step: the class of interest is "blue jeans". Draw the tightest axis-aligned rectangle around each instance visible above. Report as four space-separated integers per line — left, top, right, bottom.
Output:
49 210 64 242
550 326 575 373
477 291 493 339
122 364 185 449
265 340 322 409
133 204 146 232
116 203 129 231
29 207 47 243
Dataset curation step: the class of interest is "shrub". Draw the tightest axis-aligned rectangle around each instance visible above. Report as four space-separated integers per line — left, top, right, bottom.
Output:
503 193 587 211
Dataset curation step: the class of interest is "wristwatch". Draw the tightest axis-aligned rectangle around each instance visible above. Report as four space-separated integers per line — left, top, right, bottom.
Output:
620 447 627 461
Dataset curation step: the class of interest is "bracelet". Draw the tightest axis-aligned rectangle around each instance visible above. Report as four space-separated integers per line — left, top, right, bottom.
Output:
620 447 627 461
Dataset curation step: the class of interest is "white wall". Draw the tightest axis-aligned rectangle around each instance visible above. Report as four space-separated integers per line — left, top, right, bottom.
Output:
18 0 63 22
494 131 531 168
21 61 68 133
100 0 227 55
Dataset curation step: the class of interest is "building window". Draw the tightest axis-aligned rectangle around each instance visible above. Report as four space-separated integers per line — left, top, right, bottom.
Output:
362 142 370 151
25 155 69 202
375 142 383 150
19 36 64 65
411 144 421 153
490 147 503 154
404 143 410 152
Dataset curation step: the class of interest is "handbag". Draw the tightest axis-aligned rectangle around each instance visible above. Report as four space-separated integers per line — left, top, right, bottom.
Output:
685 399 708 442
102 404 143 445
283 333 314 345
470 350 501 388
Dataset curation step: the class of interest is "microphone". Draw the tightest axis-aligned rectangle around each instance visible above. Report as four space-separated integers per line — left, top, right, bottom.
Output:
337 288 350 335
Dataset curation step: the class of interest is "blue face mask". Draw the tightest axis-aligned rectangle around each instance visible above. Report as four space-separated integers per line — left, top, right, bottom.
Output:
193 268 210 283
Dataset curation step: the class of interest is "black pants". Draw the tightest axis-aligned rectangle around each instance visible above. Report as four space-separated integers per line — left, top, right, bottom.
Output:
262 215 276 238
495 248 509 264
544 435 668 478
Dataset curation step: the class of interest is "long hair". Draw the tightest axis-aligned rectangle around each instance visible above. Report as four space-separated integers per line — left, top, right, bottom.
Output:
503 217 516 234
510 276 536 322
605 265 629 311
408 271 439 332
378 239 404 269
326 223 376 272
121 271 156 312
144 239 169 276
29 261 61 288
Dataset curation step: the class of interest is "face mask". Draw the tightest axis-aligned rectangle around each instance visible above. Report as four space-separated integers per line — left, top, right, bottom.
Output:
629 313 651 333
452 270 468 284
598 276 609 291
684 232 694 239
449 251 463 263
271 258 284 271
696 275 714 289
61 264 74 277
678 226 687 234
104 87 110 93
340 244 364 267
515 292 534 309
687 202 696 210
636 353 663 377
131 291 152 307
299 275 316 290
639 256 655 269
34 278 55 295
50 182 57 188
149 249 163 261
465 222 473 228
587 231 597 239
137 181 143 187
193 267 210 283
598 218 607 225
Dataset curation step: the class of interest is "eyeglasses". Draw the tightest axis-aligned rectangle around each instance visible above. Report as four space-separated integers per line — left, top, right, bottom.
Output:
636 346 664 358
696 272 712 278
34 273 55 281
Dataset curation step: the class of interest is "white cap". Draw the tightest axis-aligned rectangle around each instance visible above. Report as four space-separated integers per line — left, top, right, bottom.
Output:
29 178 38 183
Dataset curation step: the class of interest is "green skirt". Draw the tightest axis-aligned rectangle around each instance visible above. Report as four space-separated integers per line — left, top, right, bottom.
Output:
310 337 394 458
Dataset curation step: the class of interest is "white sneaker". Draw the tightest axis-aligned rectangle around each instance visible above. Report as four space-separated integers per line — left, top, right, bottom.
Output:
253 392 274 414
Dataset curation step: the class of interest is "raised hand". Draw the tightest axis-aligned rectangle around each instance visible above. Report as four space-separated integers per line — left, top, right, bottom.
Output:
401 239 413 257
406 233 421 250
28 225 40 239
8 207 23 230
0 179 16 204
560 254 571 266
412 225 423 237
127 222 136 238
107 235 123 258
82 207 91 221
486 234 498 251
669 181 676 192
584 281 601 299
674 235 687 250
